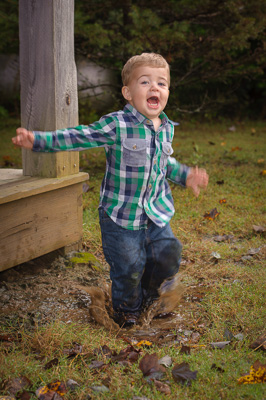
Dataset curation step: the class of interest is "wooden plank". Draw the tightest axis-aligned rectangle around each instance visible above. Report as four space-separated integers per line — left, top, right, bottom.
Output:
0 183 84 271
19 0 79 177
0 169 89 205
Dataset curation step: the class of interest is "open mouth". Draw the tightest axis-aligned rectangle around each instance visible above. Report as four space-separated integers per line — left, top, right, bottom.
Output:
147 96 159 108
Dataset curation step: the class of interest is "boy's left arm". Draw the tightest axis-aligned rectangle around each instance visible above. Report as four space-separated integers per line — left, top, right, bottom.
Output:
166 158 208 197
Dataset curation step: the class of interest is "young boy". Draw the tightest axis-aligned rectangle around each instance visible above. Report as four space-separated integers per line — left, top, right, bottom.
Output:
13 53 208 327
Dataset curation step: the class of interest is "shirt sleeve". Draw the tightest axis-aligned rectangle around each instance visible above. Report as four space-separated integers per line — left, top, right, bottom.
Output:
166 156 190 187
32 115 117 152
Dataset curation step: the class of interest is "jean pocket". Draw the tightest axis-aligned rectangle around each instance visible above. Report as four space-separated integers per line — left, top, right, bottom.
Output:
160 142 174 169
122 138 147 167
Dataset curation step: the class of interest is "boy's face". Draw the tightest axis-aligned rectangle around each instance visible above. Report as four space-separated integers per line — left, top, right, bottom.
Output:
122 65 169 122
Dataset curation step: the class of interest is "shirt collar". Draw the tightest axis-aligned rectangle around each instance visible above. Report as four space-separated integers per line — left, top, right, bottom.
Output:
123 103 178 127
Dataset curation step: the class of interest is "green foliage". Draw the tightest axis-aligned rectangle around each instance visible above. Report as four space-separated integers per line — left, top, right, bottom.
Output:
74 0 265 117
0 0 19 54
0 0 265 117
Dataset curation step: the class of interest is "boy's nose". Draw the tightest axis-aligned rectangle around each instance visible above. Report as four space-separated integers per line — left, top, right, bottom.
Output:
150 82 159 91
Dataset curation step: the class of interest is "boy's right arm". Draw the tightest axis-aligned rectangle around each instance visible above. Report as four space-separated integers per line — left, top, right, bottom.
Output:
12 128 34 150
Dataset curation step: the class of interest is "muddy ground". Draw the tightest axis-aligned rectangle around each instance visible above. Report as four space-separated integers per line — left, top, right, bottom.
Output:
0 252 207 345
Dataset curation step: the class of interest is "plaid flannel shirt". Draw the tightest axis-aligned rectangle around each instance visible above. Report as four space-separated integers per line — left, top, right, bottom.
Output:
33 104 190 230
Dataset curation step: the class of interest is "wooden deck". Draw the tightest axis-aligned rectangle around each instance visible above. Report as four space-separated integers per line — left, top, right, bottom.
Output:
0 169 89 272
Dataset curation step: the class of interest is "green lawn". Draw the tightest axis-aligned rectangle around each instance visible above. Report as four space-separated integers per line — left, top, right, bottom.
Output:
0 118 265 399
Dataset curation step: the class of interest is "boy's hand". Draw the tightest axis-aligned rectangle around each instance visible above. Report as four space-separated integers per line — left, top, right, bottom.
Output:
186 166 209 197
12 128 34 150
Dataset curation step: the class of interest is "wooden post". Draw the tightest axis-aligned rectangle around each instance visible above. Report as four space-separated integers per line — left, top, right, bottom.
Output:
0 0 89 271
19 0 79 177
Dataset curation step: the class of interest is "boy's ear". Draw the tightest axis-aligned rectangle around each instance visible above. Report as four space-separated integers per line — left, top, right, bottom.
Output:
122 86 132 101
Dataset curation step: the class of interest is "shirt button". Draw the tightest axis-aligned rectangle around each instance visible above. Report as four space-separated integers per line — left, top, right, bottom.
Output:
148 183 152 189
153 158 157 164
133 144 137 150
146 119 151 124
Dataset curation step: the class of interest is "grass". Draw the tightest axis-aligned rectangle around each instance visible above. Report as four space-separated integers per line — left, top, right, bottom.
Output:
0 117 266 399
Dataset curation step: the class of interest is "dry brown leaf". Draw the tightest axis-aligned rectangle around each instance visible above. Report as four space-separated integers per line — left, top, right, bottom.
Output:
6 377 32 396
172 362 198 386
249 335 266 351
153 379 171 394
139 353 166 380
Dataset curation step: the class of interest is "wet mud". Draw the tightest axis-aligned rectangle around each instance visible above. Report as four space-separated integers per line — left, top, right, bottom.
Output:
0 254 207 345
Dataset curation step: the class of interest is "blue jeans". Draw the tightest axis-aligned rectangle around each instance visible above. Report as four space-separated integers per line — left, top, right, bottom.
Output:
99 208 182 316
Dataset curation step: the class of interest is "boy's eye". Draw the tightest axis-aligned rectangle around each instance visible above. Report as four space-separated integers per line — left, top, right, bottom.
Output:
141 80 149 85
158 82 167 87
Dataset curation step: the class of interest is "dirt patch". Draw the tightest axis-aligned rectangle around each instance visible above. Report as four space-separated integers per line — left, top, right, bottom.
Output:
0 253 208 344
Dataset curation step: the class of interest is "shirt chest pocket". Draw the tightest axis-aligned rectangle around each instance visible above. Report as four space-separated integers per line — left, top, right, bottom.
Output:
122 138 147 167
160 142 174 169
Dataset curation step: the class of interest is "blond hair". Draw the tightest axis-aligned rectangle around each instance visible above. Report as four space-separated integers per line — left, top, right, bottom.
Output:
122 53 170 86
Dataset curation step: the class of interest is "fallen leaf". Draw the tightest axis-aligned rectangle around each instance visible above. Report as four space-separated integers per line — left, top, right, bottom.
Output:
204 208 220 220
6 377 32 396
63 342 83 357
110 345 140 363
257 158 264 164
47 382 67 397
153 379 171 394
88 360 106 370
209 141 215 145
93 344 113 357
44 358 59 370
36 381 67 400
210 341 231 349
17 392 31 400
213 234 234 242
224 328 234 341
249 335 266 351
237 360 266 384
172 362 198 386
247 247 261 255
158 355 172 368
90 385 109 393
211 252 221 260
234 333 244 341
0 397 16 400
35 386 57 400
139 353 166 381
260 170 266 176
180 345 191 355
65 379 80 391
219 198 227 204
253 225 266 233
0 334 16 342
128 351 140 363
241 255 253 261
136 340 152 348
231 146 241 151
216 180 224 185
228 126 236 132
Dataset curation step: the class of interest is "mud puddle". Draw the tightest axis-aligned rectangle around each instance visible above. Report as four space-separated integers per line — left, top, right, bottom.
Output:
0 253 208 345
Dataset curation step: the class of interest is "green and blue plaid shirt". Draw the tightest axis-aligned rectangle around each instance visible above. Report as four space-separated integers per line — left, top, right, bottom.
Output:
33 104 190 230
